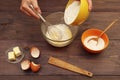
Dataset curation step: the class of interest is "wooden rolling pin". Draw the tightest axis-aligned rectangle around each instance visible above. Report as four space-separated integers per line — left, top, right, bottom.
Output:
48 56 93 77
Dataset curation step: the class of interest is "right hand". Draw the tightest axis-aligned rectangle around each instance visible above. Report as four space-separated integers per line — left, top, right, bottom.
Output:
20 0 41 19
87 0 92 11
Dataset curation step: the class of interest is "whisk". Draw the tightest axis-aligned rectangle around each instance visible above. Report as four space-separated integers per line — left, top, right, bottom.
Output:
28 4 62 40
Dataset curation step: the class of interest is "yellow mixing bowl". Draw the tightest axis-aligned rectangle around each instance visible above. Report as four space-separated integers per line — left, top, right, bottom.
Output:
64 0 89 26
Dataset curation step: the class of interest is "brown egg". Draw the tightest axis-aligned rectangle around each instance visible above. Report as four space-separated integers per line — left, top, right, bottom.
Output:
30 61 40 72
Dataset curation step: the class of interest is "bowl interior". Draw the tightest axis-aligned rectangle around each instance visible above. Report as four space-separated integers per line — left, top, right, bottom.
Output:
40 12 79 47
41 12 79 42
81 29 109 51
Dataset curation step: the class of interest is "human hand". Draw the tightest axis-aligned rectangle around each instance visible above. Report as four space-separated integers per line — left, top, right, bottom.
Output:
20 0 92 19
87 0 92 11
20 0 41 19
76 0 92 11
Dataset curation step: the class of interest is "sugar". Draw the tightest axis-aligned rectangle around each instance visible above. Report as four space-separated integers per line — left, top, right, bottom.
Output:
84 36 105 50
64 1 80 25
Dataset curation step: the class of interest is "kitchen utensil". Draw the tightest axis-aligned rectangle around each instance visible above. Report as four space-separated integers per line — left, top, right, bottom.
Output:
28 4 62 39
87 18 119 45
64 0 89 25
41 12 79 47
48 56 93 77
81 28 109 53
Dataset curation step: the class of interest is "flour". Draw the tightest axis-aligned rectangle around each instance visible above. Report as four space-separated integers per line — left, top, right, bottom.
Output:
45 24 72 47
84 36 105 50
64 1 80 25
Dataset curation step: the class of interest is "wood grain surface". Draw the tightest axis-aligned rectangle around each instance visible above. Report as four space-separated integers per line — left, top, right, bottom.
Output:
0 0 120 80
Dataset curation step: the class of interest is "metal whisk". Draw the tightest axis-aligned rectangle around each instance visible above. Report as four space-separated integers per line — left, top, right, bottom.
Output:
28 4 62 40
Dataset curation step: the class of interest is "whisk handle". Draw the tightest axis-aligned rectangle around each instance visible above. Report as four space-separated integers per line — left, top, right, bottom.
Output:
29 4 46 23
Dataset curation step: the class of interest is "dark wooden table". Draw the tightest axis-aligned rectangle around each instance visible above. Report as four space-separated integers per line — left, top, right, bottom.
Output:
0 0 120 80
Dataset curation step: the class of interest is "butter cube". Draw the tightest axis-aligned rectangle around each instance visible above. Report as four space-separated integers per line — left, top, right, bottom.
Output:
8 51 16 61
13 46 21 57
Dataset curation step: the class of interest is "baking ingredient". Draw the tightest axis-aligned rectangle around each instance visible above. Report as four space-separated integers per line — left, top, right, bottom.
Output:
8 51 16 61
7 46 24 63
21 60 40 72
31 47 40 58
84 36 105 50
46 24 72 47
46 24 72 41
21 60 30 70
30 61 40 72
64 1 80 25
48 56 93 77
13 46 21 57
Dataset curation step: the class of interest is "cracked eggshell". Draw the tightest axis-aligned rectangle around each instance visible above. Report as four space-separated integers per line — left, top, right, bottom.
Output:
21 60 30 70
30 61 40 72
30 47 40 58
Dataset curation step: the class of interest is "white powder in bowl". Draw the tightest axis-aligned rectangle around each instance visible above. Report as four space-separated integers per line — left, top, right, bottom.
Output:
84 36 105 50
64 1 80 25
45 24 72 47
